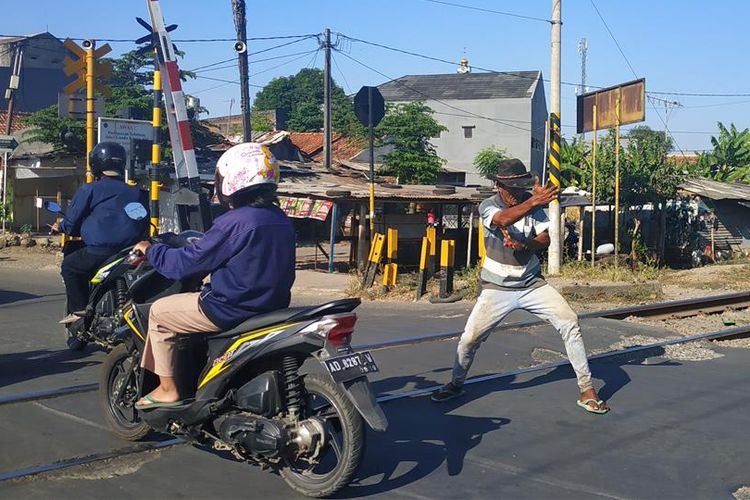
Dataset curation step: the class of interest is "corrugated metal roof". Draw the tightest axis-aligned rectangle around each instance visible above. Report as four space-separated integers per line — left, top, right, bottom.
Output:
276 161 483 203
378 71 541 102
678 177 750 201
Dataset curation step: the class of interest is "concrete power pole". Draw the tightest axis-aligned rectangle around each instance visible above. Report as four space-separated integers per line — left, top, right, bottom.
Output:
547 0 562 275
232 0 251 142
323 28 332 171
577 38 587 141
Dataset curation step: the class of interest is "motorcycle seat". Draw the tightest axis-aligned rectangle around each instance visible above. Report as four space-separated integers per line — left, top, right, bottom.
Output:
209 298 361 341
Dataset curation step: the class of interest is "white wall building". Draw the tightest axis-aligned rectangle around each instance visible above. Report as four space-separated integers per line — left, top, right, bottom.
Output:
378 69 548 186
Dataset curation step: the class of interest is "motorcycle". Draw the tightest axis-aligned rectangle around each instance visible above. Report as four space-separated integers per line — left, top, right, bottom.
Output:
100 250 387 497
44 201 202 351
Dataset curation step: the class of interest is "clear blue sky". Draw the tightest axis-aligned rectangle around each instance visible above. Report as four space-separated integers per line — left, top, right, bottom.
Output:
5 0 749 152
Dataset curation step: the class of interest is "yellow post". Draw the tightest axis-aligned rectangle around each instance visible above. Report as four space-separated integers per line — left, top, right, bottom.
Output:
614 93 621 269
591 101 598 267
85 41 95 184
477 221 486 266
369 183 375 235
150 57 163 236
386 227 398 287
416 236 430 299
426 225 437 261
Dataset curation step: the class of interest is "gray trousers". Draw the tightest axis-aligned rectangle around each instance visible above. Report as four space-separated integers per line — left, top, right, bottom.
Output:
452 284 594 392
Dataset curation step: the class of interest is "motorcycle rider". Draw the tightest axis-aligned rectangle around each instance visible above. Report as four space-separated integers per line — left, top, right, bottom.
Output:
52 142 149 326
132 143 296 410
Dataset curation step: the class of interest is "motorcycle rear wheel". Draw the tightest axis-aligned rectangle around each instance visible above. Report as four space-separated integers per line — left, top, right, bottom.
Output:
280 374 364 498
99 344 150 441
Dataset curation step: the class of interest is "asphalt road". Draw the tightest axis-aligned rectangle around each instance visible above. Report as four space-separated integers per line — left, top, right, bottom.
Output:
1 267 748 498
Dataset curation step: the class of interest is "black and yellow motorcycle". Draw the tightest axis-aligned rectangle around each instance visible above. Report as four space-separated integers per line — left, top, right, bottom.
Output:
44 201 202 351
99 255 387 497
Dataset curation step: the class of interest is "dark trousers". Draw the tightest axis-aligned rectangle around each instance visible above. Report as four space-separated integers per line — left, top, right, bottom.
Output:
60 247 111 313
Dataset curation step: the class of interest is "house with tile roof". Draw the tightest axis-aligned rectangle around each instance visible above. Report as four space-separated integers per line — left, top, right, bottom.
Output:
378 69 547 185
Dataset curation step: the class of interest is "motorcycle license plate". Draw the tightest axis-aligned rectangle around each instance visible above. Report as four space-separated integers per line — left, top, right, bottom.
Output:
324 351 379 383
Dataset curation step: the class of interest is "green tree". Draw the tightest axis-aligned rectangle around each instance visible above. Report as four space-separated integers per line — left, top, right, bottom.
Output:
697 122 750 183
376 102 447 184
560 137 590 188
252 68 364 136
588 126 681 207
472 146 508 180
25 50 220 154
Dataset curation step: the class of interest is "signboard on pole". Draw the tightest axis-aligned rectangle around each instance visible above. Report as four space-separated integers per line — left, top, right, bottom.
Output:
58 93 105 119
97 117 153 156
576 78 645 133
353 86 385 128
0 135 19 152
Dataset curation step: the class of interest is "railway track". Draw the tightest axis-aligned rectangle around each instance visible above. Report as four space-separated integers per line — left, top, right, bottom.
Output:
1 292 749 483
2 291 749 408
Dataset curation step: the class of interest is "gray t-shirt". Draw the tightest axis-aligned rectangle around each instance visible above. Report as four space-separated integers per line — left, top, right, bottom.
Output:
479 194 550 290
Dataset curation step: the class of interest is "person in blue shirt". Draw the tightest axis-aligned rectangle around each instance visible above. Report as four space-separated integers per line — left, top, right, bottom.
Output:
132 143 296 410
52 142 149 325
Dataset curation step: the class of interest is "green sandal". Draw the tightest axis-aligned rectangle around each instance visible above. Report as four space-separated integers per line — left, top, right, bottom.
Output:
134 394 184 410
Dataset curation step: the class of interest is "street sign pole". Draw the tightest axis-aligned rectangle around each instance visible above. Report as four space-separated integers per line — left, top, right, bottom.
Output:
85 41 97 183
368 87 375 235
2 150 7 233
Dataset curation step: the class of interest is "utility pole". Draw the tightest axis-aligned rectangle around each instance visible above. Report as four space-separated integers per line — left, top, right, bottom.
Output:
577 38 587 141
547 0 562 275
232 0 251 141
2 44 22 233
323 28 332 171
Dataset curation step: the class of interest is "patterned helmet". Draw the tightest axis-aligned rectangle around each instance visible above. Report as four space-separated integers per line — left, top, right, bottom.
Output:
215 142 279 197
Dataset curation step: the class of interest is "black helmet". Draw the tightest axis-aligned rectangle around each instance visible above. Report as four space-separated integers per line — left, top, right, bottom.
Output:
89 142 126 178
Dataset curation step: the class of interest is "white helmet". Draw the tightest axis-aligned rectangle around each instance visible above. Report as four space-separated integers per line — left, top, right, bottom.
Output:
215 142 279 197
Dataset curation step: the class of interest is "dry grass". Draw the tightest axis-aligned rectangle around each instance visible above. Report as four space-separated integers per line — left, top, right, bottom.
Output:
558 261 663 283
662 263 750 291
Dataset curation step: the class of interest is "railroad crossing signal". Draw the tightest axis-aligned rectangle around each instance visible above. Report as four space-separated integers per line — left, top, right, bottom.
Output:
62 39 113 97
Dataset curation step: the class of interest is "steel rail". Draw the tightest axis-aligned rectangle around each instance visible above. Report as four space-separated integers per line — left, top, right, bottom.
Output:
357 290 750 351
1 324 748 483
1 291 749 407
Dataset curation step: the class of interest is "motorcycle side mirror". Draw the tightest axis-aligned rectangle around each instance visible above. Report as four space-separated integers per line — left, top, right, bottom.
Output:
44 201 63 214
124 202 148 221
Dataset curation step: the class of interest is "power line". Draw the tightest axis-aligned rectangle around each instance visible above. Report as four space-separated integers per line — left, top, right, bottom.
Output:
331 51 352 94
0 33 318 43
189 50 320 95
335 48 534 133
418 0 551 23
193 49 318 74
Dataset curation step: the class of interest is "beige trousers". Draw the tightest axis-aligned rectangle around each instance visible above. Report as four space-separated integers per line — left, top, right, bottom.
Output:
140 292 221 377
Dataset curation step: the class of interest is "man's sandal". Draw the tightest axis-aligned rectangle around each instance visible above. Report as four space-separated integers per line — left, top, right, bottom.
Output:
576 398 610 414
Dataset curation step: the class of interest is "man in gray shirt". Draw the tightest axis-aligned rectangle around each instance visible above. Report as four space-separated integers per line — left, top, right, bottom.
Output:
432 159 609 414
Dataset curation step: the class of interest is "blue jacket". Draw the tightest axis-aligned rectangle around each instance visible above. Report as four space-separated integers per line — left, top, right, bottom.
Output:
59 177 149 255
146 206 296 330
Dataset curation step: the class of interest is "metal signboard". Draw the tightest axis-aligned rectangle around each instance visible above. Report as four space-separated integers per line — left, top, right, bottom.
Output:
576 78 645 134
0 135 19 152
58 93 105 119
97 117 152 155
354 86 385 127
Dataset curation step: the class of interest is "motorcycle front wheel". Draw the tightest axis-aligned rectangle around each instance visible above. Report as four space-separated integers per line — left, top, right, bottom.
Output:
99 344 150 441
280 374 365 498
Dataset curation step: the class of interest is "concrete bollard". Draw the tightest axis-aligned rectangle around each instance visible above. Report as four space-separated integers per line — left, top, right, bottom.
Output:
363 232 385 288
440 240 456 298
416 236 431 300
382 228 398 290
